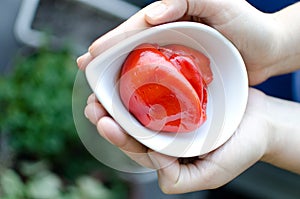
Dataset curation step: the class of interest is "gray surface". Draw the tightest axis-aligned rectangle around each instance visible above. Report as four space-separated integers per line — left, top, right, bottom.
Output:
0 0 23 73
31 0 124 53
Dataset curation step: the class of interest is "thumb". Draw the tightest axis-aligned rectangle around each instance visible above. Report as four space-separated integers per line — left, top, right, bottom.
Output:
145 0 187 25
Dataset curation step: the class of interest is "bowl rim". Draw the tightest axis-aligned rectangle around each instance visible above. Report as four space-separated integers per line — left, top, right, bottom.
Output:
85 21 248 157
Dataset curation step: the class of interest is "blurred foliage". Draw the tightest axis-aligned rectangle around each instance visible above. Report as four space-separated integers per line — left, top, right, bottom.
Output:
0 161 127 199
0 47 77 157
0 47 128 198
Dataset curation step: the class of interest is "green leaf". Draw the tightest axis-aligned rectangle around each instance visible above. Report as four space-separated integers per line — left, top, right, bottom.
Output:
26 171 62 199
0 169 25 198
19 160 49 177
77 176 112 199
0 48 78 157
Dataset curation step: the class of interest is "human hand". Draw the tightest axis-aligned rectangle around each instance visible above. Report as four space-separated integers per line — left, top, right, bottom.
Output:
77 0 278 193
77 0 285 85
85 88 272 193
78 1 300 193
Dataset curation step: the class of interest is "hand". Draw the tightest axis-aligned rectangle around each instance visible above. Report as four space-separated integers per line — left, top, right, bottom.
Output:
78 0 300 194
77 0 284 85
85 88 271 193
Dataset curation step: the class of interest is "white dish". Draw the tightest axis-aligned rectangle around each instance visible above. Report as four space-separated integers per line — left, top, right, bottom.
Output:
85 22 248 157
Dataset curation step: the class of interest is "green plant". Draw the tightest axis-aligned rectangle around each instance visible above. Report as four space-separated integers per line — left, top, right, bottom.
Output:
0 161 127 199
0 47 77 157
0 47 129 198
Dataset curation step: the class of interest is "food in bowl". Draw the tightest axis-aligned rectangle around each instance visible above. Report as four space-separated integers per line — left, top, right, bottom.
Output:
119 43 213 133
85 22 248 157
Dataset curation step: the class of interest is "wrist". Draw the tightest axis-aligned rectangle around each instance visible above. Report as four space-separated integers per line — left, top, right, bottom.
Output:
242 89 274 163
260 95 291 163
260 95 280 163
256 13 289 80
260 95 300 173
267 4 300 77
245 91 276 163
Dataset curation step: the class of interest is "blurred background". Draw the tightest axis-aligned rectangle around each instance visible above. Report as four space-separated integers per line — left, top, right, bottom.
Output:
1 0 300 199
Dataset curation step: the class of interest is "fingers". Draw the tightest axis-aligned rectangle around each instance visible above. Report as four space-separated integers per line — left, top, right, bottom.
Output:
97 116 157 168
83 92 263 194
145 0 254 27
154 91 270 194
76 0 188 70
77 0 255 70
87 93 98 104
77 3 155 70
84 93 179 169
85 94 147 155
84 94 156 168
146 0 220 25
97 117 145 153
76 52 93 71
147 150 230 194
76 0 226 70
84 94 107 125
149 152 225 194
148 151 181 192
145 0 187 25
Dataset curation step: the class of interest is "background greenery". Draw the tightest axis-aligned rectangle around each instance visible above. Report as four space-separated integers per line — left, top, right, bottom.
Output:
0 47 128 199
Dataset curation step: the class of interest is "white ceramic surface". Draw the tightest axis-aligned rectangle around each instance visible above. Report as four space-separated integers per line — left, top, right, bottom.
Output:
85 22 248 157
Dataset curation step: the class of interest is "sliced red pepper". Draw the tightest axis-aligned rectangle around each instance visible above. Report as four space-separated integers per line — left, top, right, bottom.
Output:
119 43 213 132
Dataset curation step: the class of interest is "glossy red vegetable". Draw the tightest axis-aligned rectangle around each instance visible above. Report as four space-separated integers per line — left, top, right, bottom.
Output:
119 43 213 133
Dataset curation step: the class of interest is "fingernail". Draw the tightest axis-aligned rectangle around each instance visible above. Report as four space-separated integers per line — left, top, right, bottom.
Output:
146 2 167 19
76 52 92 70
76 55 84 68
84 108 89 119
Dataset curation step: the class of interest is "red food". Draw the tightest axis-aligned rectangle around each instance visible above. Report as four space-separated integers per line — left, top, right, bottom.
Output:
119 43 213 133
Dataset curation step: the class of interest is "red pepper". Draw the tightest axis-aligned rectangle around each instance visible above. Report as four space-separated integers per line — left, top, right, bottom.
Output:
119 43 213 133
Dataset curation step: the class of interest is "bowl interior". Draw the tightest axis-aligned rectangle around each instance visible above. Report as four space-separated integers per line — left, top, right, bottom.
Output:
85 22 248 157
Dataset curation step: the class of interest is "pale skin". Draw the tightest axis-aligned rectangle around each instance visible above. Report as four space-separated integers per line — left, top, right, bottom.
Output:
77 0 300 194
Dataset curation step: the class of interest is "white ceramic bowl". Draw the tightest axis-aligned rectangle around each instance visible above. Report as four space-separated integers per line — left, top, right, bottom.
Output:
85 22 248 157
